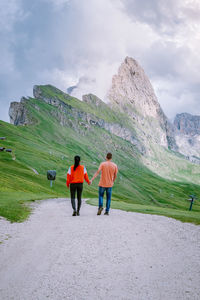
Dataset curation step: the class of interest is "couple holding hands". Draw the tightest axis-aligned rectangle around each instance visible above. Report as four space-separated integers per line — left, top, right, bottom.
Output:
66 153 118 216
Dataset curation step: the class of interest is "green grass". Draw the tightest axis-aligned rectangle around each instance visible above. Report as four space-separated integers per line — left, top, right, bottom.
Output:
1 84 200 223
87 199 200 225
0 152 68 222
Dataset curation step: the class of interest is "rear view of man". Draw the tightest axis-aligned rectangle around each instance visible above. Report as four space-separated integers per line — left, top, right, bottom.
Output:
91 153 118 215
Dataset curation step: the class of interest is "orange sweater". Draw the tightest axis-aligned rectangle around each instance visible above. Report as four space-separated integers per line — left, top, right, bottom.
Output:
66 165 90 187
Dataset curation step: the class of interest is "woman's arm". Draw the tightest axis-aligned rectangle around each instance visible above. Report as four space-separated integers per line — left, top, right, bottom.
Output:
84 166 91 185
66 167 71 188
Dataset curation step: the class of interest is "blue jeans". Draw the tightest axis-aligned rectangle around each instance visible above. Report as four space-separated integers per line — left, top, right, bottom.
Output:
98 186 112 212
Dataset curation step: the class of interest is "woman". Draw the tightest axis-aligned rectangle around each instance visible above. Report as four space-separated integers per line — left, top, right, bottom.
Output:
66 156 90 216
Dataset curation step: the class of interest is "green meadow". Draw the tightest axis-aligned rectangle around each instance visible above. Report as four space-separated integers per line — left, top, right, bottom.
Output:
0 85 200 223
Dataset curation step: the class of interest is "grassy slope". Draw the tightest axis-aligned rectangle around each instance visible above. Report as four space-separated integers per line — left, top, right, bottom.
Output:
0 86 200 223
38 85 134 130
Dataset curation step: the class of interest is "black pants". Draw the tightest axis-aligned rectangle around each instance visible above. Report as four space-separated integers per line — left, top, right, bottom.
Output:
70 183 83 212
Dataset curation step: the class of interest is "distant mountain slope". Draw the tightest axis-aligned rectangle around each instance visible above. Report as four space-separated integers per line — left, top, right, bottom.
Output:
173 113 200 163
174 113 200 136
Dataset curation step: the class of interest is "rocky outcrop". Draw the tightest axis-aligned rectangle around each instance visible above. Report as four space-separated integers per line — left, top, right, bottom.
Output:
173 113 200 162
108 57 162 118
9 97 32 125
104 123 145 153
51 107 145 153
174 113 200 136
108 57 177 151
82 94 105 107
33 85 72 107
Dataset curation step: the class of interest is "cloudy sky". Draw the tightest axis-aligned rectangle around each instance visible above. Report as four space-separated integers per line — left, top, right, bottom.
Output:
0 0 200 122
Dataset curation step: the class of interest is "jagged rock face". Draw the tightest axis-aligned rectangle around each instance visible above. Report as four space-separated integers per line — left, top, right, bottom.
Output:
9 98 32 125
51 106 144 152
82 94 104 107
174 113 200 136
33 85 72 107
173 113 200 162
108 57 162 118
108 57 177 151
175 133 200 163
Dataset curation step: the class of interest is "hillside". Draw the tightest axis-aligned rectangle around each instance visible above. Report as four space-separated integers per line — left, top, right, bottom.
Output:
1 82 200 223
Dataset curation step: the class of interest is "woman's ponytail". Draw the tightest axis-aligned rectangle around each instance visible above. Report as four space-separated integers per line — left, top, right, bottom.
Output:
74 155 80 171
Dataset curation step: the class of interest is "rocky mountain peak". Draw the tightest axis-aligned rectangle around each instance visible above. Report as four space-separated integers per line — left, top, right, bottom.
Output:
108 56 162 119
9 97 32 126
108 56 175 150
82 94 109 110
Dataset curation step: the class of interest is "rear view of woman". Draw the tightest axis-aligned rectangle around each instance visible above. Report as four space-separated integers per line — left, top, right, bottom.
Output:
66 156 90 216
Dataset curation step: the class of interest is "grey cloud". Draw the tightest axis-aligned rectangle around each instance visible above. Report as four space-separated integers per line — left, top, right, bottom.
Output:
142 40 200 119
142 41 190 78
0 0 73 121
122 0 183 34
157 86 200 121
0 0 200 123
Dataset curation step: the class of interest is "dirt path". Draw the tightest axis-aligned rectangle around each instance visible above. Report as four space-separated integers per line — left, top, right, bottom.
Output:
0 198 200 300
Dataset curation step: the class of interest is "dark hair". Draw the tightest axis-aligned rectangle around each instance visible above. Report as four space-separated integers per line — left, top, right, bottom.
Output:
74 155 80 171
106 152 112 159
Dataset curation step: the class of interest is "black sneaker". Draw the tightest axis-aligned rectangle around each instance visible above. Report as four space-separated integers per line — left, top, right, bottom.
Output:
97 207 103 215
72 211 77 216
77 211 80 216
104 211 109 215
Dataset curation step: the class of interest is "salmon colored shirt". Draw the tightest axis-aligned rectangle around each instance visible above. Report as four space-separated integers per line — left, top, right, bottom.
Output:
98 161 118 187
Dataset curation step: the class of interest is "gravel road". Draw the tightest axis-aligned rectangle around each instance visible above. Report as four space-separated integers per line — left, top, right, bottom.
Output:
0 198 200 300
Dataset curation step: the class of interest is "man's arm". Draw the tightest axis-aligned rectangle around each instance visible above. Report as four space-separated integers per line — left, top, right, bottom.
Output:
91 164 102 182
113 166 118 183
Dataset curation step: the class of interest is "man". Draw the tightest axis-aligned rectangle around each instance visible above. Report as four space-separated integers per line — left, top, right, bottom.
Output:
91 153 118 215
